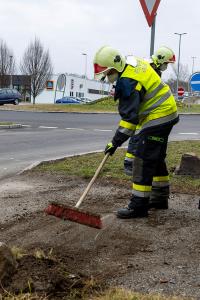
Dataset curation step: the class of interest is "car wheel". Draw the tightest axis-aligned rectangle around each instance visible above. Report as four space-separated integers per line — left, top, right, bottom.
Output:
13 99 19 105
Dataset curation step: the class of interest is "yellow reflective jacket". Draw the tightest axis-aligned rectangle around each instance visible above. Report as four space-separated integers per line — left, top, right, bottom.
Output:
119 58 178 133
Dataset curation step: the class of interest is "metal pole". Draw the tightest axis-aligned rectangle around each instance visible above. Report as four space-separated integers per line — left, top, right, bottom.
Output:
191 56 196 74
82 53 87 99
176 35 181 100
174 33 187 100
9 55 13 88
150 15 156 56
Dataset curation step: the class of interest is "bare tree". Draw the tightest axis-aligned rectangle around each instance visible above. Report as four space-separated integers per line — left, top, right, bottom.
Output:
0 39 15 87
166 63 190 93
171 63 190 82
20 38 53 104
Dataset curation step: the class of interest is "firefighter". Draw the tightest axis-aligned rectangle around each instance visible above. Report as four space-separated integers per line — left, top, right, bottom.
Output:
124 46 175 177
93 45 179 218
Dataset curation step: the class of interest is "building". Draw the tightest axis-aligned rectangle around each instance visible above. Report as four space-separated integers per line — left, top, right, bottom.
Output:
0 74 31 101
33 73 111 104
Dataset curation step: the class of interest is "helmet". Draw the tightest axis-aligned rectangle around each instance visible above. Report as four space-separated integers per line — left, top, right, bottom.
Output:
152 46 176 66
93 46 126 81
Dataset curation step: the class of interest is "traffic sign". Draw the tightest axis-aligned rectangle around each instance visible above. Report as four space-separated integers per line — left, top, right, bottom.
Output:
178 87 184 97
190 72 200 91
139 0 161 27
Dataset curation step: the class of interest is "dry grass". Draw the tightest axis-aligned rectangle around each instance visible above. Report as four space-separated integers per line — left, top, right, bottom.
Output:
0 98 200 113
0 292 47 300
92 288 193 300
34 141 200 195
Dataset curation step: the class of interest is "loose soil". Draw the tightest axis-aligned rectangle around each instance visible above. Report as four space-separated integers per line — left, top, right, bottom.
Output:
0 172 200 299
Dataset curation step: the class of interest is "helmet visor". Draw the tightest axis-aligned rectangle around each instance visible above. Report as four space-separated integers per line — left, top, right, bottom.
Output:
168 54 176 63
94 63 112 80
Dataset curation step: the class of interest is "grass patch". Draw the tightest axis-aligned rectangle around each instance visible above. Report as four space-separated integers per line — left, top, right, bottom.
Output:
0 122 14 125
92 288 192 300
176 102 200 113
0 97 200 113
0 294 48 300
33 141 200 194
0 97 118 113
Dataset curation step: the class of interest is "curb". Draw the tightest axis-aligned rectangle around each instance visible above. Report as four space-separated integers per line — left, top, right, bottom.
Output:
18 150 106 175
0 124 22 129
0 109 200 115
0 109 117 114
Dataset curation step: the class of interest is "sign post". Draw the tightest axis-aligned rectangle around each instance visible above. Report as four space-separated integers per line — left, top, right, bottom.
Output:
139 0 161 55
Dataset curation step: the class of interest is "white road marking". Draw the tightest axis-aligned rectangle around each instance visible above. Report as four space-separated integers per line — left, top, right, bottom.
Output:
93 129 113 132
39 126 58 129
179 132 199 135
65 128 84 130
21 125 31 127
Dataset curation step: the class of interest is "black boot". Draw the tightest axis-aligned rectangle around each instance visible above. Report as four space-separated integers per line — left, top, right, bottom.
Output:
117 196 149 219
149 186 169 209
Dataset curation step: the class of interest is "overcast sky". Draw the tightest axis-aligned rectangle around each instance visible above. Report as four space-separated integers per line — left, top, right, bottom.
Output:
0 0 199 80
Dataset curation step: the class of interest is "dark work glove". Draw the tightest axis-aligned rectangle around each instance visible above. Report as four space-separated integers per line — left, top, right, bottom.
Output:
104 142 117 155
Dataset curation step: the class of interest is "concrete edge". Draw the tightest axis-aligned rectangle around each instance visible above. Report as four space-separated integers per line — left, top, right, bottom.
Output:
18 147 129 175
0 109 117 114
0 124 22 129
0 109 200 115
18 150 106 175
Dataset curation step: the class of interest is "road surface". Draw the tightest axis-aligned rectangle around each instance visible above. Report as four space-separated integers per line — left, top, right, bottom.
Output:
0 111 199 179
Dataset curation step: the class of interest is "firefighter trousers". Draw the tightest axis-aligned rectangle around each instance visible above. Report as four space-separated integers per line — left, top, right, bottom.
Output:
132 125 173 199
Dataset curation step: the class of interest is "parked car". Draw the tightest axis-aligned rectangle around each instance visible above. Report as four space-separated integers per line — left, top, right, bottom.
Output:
80 97 91 103
0 88 22 105
55 96 82 104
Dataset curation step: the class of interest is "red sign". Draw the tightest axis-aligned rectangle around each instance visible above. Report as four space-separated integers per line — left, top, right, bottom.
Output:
178 87 184 96
139 0 161 27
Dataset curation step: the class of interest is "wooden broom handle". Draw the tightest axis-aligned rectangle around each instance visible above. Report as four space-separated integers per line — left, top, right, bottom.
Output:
75 153 110 208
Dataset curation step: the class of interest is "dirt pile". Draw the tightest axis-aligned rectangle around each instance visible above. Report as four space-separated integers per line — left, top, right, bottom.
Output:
0 173 200 299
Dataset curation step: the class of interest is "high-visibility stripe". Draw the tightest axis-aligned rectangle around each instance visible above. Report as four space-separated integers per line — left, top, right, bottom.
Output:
133 183 152 192
152 176 169 187
135 112 178 134
140 91 172 116
132 190 152 197
119 120 136 131
126 152 135 159
125 157 134 162
153 176 169 182
118 127 134 136
144 82 165 101
152 182 169 187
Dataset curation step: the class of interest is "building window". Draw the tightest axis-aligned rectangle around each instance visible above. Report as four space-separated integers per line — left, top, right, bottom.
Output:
46 80 54 90
70 91 74 96
88 88 109 95
71 79 74 90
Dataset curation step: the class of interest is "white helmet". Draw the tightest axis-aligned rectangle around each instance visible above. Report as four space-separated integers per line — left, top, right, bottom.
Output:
93 46 126 82
152 46 176 66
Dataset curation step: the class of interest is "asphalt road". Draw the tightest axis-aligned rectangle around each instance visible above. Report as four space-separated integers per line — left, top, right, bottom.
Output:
0 111 199 179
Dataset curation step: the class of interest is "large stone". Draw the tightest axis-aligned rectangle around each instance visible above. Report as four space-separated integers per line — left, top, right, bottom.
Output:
0 242 16 282
175 152 200 176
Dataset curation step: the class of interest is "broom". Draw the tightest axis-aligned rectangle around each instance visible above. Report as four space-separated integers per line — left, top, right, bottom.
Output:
45 153 110 229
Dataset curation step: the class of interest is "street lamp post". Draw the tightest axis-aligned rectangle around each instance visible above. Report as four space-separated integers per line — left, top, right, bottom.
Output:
190 56 196 95
191 56 196 74
174 32 187 100
82 53 87 98
9 55 13 88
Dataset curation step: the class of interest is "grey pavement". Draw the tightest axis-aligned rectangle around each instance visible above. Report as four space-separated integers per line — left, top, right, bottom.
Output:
0 111 199 180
